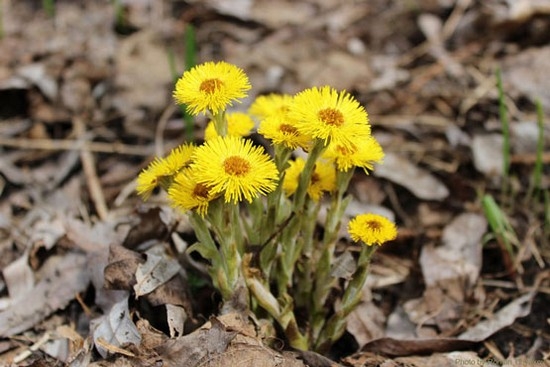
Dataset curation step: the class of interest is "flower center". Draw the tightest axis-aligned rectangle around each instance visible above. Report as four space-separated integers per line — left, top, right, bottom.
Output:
365 220 382 232
223 156 251 177
279 123 298 135
200 78 224 94
318 108 344 127
311 172 320 185
193 183 210 199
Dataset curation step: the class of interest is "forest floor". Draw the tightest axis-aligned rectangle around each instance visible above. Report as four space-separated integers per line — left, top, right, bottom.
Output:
0 1 549 366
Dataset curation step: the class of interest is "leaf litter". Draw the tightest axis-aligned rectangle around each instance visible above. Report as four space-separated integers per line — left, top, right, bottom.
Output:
0 0 549 366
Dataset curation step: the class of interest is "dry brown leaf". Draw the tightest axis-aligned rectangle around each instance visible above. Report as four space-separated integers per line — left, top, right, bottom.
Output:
0 253 90 337
347 301 386 347
1 252 34 307
367 254 412 289
166 304 187 338
295 50 372 92
104 244 142 291
471 134 504 180
487 0 550 24
362 292 536 358
403 287 464 335
503 46 550 113
91 296 142 359
386 306 417 340
134 246 181 297
122 207 171 250
156 317 236 367
411 210 486 334
16 63 58 100
420 213 486 290
374 152 449 201
458 291 535 341
113 30 175 120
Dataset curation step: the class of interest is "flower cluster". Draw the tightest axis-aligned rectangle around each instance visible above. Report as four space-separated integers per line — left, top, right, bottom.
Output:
136 61 397 352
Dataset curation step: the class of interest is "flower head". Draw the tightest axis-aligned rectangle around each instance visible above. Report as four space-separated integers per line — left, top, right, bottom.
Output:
136 144 195 200
249 93 294 120
258 114 312 150
191 136 279 203
283 158 336 201
324 136 384 172
168 169 217 217
251 93 312 150
204 112 255 140
348 213 397 246
173 61 251 116
290 86 371 150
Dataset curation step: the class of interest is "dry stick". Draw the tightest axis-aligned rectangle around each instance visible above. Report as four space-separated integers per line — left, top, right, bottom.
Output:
397 0 472 67
13 332 52 364
73 116 109 221
511 152 550 165
441 0 472 40
0 136 153 156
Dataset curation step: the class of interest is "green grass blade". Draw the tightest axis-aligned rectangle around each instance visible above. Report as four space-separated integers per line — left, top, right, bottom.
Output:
112 0 125 30
42 0 55 18
482 194 518 273
184 24 196 73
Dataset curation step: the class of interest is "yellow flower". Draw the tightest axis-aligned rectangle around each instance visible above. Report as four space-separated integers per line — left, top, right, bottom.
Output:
251 94 312 150
191 136 279 203
282 158 302 196
136 144 195 200
324 136 384 172
348 213 397 246
204 112 255 140
173 61 251 116
258 114 312 150
283 158 336 201
249 93 294 120
168 169 217 217
290 86 371 150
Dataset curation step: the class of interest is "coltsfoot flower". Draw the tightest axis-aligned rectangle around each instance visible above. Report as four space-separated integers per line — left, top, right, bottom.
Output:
283 158 336 201
168 169 217 217
191 136 279 203
136 144 195 200
348 213 397 246
204 112 255 140
258 114 312 150
173 61 251 116
251 93 312 149
249 93 294 120
324 136 384 172
290 86 371 150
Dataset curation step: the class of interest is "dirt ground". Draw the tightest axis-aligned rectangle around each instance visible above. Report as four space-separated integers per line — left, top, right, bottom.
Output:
0 1 549 366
